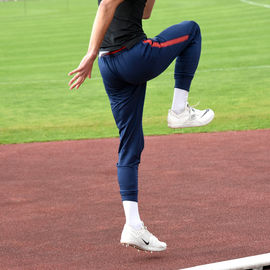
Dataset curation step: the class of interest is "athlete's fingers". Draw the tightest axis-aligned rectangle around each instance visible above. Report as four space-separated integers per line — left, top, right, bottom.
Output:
68 67 82 76
69 54 94 87
68 70 77 76
73 78 84 90
70 74 87 90
88 69 92 78
87 62 94 78
77 76 87 88
69 76 82 90
70 81 79 90
68 73 81 86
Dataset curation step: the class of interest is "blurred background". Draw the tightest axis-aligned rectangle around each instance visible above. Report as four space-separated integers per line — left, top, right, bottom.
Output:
0 0 269 144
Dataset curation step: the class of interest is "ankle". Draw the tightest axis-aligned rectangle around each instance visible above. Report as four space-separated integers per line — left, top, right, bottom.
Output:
126 221 143 230
171 88 188 114
123 201 143 230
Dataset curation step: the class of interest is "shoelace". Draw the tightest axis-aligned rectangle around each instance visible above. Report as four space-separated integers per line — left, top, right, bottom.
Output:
141 225 152 236
143 225 158 241
187 101 200 113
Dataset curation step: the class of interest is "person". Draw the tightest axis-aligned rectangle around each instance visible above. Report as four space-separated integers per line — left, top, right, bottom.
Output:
68 0 214 253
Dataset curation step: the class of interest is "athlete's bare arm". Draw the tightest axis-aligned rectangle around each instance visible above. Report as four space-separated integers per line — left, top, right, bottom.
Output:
143 0 155 19
68 0 124 90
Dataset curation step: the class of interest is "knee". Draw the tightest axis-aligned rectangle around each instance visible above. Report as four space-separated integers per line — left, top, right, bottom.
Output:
188 20 201 33
183 20 201 40
118 125 144 167
118 141 144 167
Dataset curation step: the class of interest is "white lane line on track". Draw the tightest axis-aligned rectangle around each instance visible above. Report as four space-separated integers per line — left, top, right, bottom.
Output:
240 0 270 8
0 65 270 85
180 252 270 270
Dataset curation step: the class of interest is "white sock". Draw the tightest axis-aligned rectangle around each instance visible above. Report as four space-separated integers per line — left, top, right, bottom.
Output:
123 201 143 230
171 88 189 114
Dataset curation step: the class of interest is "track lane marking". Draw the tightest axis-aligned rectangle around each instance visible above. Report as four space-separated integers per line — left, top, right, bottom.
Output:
180 252 270 270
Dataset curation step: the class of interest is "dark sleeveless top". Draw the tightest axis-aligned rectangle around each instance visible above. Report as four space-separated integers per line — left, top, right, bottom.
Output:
98 0 147 51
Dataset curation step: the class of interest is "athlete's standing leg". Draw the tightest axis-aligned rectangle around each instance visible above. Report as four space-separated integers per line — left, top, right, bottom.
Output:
98 54 167 252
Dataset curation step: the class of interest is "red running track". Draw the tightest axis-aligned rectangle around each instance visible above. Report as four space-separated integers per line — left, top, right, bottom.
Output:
0 130 270 270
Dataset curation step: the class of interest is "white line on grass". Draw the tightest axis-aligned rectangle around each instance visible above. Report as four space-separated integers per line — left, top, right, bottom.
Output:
240 0 270 8
198 65 270 73
0 77 100 86
0 65 270 85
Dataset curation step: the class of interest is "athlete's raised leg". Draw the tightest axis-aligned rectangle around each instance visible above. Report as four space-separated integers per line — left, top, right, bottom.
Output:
113 20 214 128
113 21 201 86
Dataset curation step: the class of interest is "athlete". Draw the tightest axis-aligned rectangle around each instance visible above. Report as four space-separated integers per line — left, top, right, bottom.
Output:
68 0 214 252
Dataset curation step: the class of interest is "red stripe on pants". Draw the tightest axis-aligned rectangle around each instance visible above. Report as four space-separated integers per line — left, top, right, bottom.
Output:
143 35 189 48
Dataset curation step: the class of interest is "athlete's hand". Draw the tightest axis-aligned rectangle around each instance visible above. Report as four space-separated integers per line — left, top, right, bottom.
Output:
68 53 96 90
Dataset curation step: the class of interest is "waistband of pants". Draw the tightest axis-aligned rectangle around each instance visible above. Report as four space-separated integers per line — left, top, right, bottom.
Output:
99 46 126 57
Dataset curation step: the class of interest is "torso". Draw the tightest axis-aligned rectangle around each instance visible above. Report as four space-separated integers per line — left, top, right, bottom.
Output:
98 0 147 52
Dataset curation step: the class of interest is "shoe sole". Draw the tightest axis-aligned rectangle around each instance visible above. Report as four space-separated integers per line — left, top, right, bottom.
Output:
168 110 215 129
120 242 167 253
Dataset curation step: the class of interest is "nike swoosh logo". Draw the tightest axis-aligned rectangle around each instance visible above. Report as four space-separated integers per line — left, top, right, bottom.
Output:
201 109 209 118
142 239 149 245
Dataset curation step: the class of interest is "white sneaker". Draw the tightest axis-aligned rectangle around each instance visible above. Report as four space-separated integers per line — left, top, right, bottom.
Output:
120 223 167 252
167 103 215 128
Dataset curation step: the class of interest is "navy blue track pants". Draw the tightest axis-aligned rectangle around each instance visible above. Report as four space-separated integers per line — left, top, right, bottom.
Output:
98 21 201 202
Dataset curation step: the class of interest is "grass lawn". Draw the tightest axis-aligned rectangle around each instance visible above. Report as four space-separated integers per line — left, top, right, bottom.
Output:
0 0 269 144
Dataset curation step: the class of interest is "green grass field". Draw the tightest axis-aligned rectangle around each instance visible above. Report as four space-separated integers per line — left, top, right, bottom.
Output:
0 0 269 144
